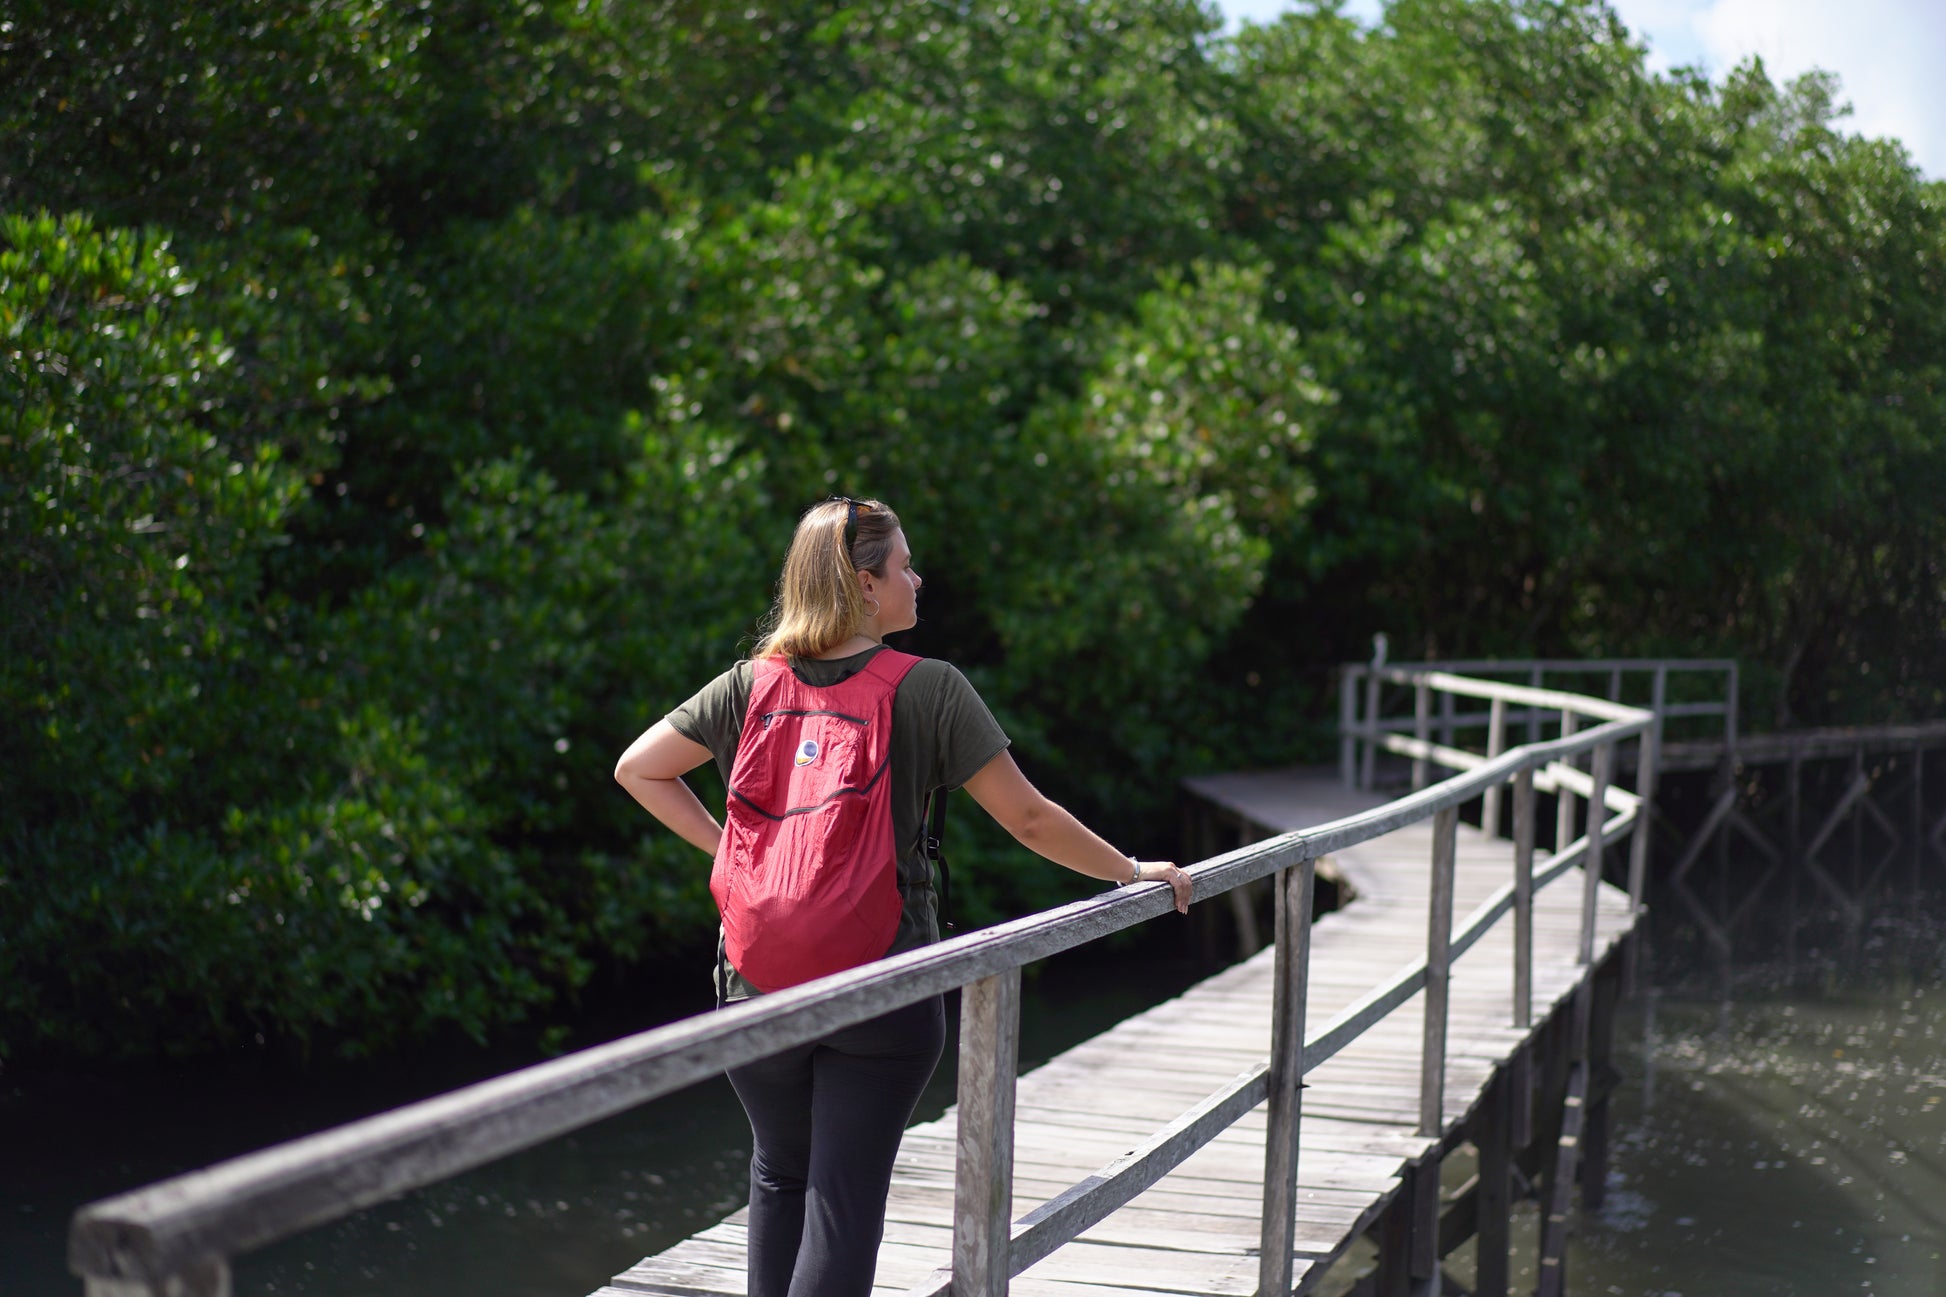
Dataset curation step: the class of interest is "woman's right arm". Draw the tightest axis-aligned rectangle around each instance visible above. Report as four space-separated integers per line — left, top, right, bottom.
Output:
962 750 1192 914
614 719 723 856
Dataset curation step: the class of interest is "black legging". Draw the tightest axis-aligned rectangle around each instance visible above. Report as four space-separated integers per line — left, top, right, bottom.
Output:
726 995 946 1297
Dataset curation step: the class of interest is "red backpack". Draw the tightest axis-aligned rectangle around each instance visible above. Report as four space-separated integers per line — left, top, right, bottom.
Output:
710 649 921 992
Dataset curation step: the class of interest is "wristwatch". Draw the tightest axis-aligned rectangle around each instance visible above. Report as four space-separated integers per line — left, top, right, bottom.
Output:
1122 858 1142 887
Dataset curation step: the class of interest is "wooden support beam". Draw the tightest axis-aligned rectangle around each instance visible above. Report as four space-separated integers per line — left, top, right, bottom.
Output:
1408 1154 1442 1294
1230 814 1263 959
1512 769 1535 1032
1801 771 1873 927
1509 1044 1533 1153
1341 670 1360 787
1421 807 1458 1137
1376 1180 1413 1297
1579 967 1620 1211
1474 1073 1512 1297
84 1262 230 1297
1259 860 1316 1297
1414 681 1432 792
1578 744 1612 966
1554 711 1579 854
1480 698 1507 838
1362 672 1382 790
1533 1062 1589 1297
1669 785 1738 887
953 969 1021 1297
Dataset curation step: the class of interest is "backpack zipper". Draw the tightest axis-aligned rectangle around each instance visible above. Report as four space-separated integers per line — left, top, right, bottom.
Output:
761 708 868 728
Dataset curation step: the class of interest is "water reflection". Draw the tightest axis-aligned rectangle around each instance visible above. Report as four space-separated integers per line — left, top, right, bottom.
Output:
1565 931 1946 1296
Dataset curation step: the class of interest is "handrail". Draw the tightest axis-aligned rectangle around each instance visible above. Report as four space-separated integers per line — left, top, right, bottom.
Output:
1338 654 1734 797
70 675 1654 1297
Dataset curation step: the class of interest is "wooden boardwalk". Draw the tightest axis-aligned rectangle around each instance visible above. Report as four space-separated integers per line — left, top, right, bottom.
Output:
592 770 1638 1297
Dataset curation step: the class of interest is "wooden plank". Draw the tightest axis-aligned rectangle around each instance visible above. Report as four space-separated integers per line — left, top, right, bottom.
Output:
602 772 1643 1297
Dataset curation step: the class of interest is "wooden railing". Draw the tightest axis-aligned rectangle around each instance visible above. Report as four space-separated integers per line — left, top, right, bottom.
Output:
1341 653 1736 787
70 674 1654 1297
1340 655 1732 934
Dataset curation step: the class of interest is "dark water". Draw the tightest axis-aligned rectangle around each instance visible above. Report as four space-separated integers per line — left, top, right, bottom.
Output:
1 946 1208 1297
9 907 1945 1297
1304 903 1946 1297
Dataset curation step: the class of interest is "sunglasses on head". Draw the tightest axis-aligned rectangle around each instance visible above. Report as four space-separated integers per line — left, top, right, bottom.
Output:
828 495 866 553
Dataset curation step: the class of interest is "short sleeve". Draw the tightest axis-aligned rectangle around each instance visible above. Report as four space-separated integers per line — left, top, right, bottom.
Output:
664 660 753 779
909 660 1010 790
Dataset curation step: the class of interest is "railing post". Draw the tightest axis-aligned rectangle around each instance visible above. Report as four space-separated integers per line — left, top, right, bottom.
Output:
82 1262 232 1297
1512 767 1535 1031
1361 670 1381 791
1412 680 1431 791
1420 806 1458 1137
955 968 1022 1297
1725 662 1740 774
1480 697 1507 838
1625 682 1662 992
1339 669 1359 788
1259 859 1316 1297
1579 743 1613 967
1526 666 1543 745
1554 710 1579 854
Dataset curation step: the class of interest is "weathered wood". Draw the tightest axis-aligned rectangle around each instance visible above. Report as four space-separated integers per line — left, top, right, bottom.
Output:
1512 768 1535 1032
1508 1044 1533 1153
1229 814 1264 960
1375 1180 1413 1297
954 968 1022 1297
1362 670 1383 789
68 847 1242 1287
1341 671 1360 788
1013 1065 1269 1274
1578 965 1620 1211
1406 1154 1441 1290
1554 710 1579 855
1260 861 1316 1297
1414 681 1432 792
595 821 1635 1297
83 1260 229 1297
76 664 1650 1297
1479 699 1507 838
1473 1074 1511 1297
1533 1062 1588 1297
1659 716 1946 770
1420 808 1458 1137
1624 673 1664 992
1578 743 1612 966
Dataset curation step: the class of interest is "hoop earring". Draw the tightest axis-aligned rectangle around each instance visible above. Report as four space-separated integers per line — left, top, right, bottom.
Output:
863 596 882 619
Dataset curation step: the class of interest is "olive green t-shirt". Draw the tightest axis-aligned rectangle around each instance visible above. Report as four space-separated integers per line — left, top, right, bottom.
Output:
667 646 1010 1000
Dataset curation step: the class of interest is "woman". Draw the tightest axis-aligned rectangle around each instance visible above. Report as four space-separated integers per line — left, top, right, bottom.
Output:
614 496 1192 1297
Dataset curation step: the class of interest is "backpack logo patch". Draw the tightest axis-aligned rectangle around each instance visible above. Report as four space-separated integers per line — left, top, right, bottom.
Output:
794 738 821 767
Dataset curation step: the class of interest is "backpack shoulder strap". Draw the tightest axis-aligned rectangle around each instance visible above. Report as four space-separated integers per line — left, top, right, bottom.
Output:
863 647 923 689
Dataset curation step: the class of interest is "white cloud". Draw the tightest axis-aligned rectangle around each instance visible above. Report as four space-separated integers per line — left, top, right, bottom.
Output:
1610 0 1944 177
1212 0 1943 178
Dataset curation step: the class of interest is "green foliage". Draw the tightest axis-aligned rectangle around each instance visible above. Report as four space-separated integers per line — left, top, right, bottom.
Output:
4 0 1943 1061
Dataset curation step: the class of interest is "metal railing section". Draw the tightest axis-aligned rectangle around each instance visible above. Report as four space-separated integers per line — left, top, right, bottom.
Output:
70 676 1654 1297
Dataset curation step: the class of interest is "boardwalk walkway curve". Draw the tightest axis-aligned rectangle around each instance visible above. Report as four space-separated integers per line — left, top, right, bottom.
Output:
69 670 1654 1297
